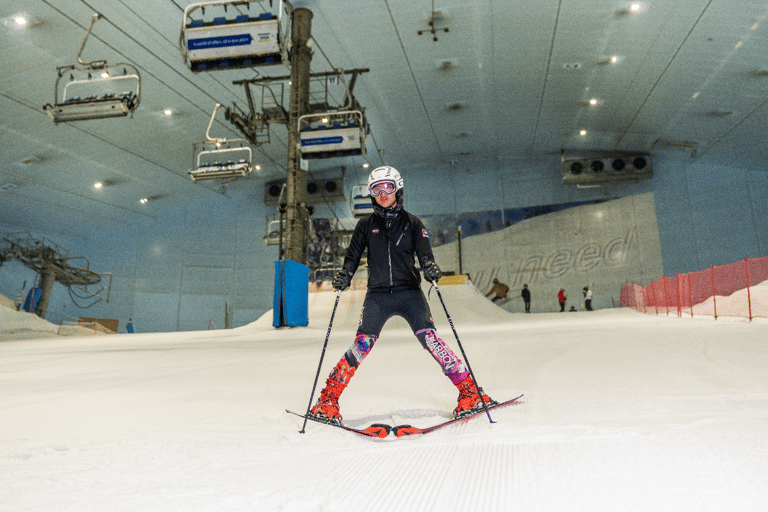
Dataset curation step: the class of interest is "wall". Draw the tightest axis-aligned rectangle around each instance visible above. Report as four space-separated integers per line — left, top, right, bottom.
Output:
1 153 766 331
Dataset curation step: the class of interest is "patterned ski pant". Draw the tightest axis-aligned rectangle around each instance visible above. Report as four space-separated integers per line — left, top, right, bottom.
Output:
332 289 469 385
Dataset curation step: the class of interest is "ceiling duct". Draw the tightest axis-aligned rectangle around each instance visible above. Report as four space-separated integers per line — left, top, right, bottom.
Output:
264 176 345 206
561 154 653 185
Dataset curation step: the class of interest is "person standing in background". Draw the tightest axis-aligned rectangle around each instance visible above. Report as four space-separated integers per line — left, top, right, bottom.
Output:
522 284 531 313
558 289 567 312
583 287 593 311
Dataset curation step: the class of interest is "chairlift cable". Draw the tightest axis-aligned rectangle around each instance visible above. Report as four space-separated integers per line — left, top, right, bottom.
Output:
37 0 255 188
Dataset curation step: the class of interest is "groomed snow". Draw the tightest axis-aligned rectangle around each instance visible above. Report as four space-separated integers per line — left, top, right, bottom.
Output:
1 284 767 511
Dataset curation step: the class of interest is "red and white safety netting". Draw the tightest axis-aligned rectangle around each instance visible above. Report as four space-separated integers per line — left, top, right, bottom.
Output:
620 256 768 320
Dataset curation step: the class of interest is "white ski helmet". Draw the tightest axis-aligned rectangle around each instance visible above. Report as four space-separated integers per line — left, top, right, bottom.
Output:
368 166 404 207
367 166 403 193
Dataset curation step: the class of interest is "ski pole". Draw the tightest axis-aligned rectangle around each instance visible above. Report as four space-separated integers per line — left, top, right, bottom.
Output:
432 281 494 424
300 289 342 434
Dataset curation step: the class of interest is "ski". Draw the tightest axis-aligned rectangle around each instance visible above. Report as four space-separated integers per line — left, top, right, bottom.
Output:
286 409 392 438
391 394 524 437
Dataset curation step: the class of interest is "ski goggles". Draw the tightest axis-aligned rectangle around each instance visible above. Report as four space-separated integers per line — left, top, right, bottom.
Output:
369 180 396 197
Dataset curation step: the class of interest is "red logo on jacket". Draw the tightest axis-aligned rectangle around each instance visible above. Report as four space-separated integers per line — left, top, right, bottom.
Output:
422 228 429 238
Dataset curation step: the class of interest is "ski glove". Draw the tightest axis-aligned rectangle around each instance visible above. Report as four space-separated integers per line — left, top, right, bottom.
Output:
422 261 442 282
332 268 353 291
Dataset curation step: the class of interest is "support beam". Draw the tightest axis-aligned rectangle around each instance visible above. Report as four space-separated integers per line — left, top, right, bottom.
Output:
284 7 313 265
35 270 56 318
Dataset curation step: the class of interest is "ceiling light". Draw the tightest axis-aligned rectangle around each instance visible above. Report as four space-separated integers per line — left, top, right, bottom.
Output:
3 13 41 30
94 182 103 189
627 2 647 13
589 98 598 106
579 130 587 136
100 71 110 79
163 109 173 116
597 55 625 65
255 165 261 171
363 163 369 168
139 198 148 204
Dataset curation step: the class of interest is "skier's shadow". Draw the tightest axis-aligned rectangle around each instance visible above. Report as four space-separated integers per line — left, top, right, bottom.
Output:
346 408 448 428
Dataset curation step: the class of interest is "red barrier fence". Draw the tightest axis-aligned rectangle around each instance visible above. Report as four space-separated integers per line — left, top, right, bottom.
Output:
620 256 768 320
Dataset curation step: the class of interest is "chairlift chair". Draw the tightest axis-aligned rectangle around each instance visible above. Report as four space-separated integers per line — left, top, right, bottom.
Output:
351 184 374 218
42 14 141 123
264 215 285 246
189 103 254 182
179 0 289 73
298 110 368 160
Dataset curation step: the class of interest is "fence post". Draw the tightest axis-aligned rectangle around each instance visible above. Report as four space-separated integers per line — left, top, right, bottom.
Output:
688 271 694 318
651 281 659 315
710 266 717 320
745 258 752 321
675 273 681 317
663 277 672 316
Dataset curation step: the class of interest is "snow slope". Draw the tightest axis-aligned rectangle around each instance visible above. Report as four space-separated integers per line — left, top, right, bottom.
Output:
1 283 767 511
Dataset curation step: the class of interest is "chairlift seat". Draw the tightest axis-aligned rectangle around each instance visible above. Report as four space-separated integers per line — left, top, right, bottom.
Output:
180 1 284 73
298 110 367 159
188 103 254 182
44 69 140 124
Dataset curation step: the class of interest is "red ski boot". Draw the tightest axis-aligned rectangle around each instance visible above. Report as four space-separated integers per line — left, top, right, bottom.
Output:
310 357 356 424
454 375 495 418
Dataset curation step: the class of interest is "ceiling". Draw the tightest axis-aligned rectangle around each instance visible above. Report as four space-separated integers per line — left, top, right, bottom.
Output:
2 0 768 239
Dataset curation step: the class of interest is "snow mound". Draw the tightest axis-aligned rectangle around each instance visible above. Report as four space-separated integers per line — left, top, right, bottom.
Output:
0 307 98 340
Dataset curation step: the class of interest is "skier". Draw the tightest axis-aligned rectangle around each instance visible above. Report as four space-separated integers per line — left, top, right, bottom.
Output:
485 278 509 303
311 166 494 424
583 286 593 311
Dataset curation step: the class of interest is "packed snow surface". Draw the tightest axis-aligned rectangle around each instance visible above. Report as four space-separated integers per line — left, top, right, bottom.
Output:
1 284 767 511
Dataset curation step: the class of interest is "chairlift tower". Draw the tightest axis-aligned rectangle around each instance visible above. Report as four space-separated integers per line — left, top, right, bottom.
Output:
1 234 112 319
284 7 313 265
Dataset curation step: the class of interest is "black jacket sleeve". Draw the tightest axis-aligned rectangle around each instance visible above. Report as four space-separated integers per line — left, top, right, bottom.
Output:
341 216 369 275
410 215 435 267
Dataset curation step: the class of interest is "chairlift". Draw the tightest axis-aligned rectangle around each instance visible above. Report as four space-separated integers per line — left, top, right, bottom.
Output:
298 110 368 160
179 0 289 73
264 214 285 246
42 14 141 124
189 103 254 182
263 214 315 247
350 184 374 218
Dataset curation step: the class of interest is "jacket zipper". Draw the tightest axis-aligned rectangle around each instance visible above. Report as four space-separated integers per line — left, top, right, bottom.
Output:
396 223 407 246
386 229 393 290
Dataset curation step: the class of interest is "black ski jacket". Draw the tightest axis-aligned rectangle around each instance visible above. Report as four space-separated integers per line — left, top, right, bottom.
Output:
342 210 435 293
